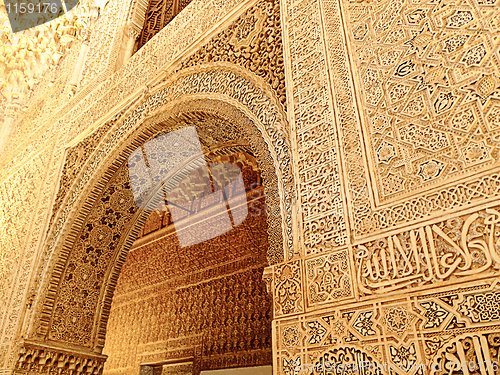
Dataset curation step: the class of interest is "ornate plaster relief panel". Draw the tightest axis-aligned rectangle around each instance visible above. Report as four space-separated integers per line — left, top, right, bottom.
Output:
25 70 290 375
281 0 349 255
282 0 500 255
1 0 290 372
79 0 128 88
102 163 272 373
0 0 262 178
0 145 58 370
318 0 500 297
273 0 500 371
275 280 500 374
337 0 500 240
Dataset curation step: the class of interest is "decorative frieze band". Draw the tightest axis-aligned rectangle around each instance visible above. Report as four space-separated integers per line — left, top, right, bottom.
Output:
15 342 106 375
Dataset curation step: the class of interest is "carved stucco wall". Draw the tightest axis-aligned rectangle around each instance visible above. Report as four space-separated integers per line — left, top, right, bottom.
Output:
102 156 272 374
0 0 138 369
1 0 291 372
0 0 103 133
28 88 290 351
2 0 500 371
9 0 293 366
272 0 500 371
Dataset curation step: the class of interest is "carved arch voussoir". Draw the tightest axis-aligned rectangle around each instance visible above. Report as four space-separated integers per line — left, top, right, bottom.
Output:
30 63 295 352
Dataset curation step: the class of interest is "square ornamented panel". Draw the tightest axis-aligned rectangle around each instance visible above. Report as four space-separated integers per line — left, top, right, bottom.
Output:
305 249 355 308
345 0 500 203
322 0 500 238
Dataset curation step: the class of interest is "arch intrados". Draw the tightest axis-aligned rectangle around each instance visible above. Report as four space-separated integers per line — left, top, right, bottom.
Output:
62 94 289 267
80 98 287 258
93 107 283 351
40 66 292 287
32 76 293 351
92 136 272 349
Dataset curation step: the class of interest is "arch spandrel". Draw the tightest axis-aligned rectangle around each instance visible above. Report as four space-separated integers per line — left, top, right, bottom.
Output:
24 65 294 357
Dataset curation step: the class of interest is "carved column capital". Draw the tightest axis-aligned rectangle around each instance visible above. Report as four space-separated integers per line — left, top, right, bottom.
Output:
124 23 141 40
262 266 274 295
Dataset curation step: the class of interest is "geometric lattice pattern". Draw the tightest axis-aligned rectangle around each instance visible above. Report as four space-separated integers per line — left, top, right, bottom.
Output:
5 0 500 371
346 0 500 201
276 285 500 374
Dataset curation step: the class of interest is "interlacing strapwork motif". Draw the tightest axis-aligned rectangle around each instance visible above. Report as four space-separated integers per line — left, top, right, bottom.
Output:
308 0 499 238
346 0 500 201
383 306 415 335
284 0 347 253
275 285 500 373
47 163 138 346
322 0 500 237
282 325 301 349
458 290 500 323
305 249 353 306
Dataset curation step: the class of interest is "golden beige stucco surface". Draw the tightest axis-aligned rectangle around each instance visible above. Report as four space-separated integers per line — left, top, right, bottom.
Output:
1 0 500 373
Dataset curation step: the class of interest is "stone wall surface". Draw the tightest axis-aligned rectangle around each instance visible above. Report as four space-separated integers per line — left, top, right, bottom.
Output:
1 0 283 371
274 0 500 371
1 0 500 372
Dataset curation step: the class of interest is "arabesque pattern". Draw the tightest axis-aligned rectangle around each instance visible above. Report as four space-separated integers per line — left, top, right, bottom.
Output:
271 0 500 371
179 0 286 108
325 0 500 238
275 281 500 373
36 121 279 347
346 0 500 202
3 0 500 371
